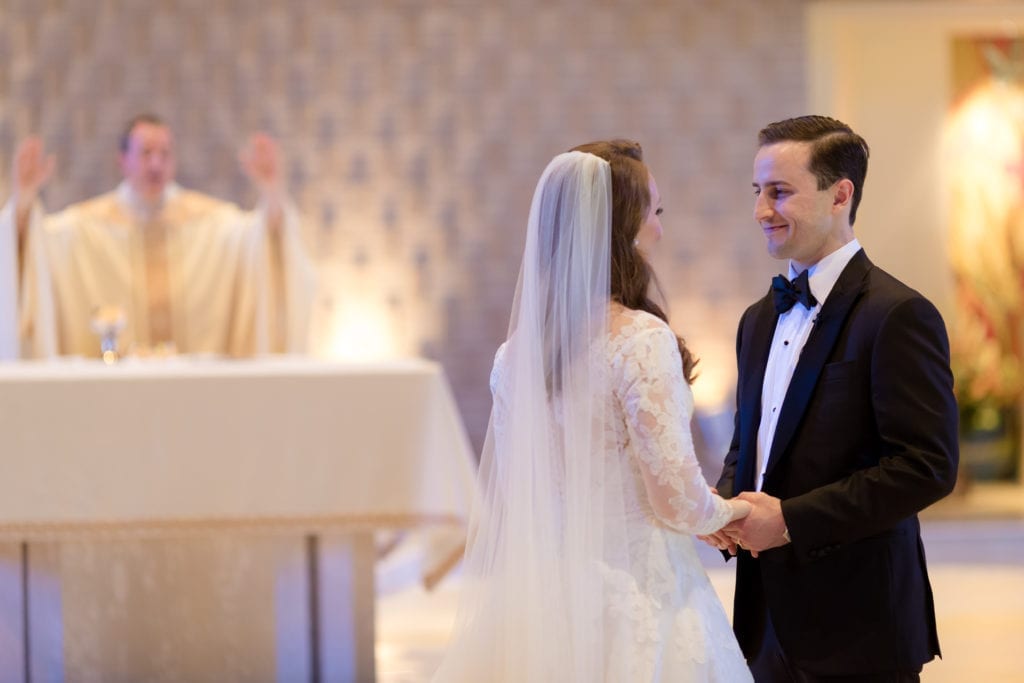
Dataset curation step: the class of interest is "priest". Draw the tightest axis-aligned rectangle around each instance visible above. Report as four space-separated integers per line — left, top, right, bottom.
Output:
0 114 316 359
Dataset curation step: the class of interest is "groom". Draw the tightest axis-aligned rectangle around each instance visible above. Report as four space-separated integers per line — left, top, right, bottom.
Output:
709 116 958 682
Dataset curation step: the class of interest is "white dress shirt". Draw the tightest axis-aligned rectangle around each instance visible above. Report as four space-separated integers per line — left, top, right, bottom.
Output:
755 239 862 491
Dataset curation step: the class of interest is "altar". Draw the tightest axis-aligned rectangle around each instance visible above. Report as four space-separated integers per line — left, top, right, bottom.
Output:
0 357 478 682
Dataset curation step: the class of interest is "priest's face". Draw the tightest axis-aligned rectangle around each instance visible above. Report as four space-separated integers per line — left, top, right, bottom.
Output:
119 122 176 203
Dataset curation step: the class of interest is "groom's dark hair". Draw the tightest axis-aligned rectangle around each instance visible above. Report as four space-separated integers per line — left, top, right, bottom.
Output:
758 115 870 225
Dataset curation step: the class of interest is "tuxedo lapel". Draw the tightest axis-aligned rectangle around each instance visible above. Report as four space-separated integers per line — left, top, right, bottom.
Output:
736 294 778 493
764 250 872 480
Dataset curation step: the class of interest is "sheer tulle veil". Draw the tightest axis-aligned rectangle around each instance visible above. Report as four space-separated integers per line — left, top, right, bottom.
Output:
433 151 635 681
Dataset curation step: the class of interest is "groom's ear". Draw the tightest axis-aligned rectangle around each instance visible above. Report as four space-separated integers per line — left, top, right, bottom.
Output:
831 178 854 212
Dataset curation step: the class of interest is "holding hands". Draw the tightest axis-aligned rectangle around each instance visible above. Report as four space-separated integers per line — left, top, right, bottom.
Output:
727 497 753 523
700 491 790 558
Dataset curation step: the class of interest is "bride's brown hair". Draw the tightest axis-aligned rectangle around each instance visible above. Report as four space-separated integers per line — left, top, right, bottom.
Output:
570 139 698 384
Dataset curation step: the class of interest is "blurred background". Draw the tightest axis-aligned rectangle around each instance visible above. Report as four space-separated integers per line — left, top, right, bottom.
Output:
4 0 803 455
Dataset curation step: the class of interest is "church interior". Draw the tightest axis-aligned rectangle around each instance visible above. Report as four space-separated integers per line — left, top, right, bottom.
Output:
0 1 1022 681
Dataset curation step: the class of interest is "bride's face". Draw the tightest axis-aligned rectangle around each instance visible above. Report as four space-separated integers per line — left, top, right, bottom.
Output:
635 172 664 252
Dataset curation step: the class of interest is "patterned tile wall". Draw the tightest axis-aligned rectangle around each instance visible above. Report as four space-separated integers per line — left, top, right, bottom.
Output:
0 0 806 450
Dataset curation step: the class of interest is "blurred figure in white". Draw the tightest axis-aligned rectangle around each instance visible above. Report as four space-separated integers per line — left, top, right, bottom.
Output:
0 113 316 359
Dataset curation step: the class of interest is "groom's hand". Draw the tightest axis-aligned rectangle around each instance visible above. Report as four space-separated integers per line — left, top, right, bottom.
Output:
721 491 788 558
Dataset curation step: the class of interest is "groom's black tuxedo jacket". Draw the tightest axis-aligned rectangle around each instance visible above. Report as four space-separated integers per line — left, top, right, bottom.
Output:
717 249 959 676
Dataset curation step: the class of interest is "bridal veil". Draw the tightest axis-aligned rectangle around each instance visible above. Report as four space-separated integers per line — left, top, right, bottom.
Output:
433 150 636 681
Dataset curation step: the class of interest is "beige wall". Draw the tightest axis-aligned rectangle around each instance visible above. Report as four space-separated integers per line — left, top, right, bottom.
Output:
0 0 808 449
807 0 1024 321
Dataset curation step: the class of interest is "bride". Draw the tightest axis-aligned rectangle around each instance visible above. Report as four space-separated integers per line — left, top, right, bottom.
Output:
433 141 753 682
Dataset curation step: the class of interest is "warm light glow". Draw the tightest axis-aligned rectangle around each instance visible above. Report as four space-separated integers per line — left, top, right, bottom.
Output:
689 342 735 413
312 250 438 361
664 305 736 413
325 301 407 361
943 76 1024 403
943 79 1024 227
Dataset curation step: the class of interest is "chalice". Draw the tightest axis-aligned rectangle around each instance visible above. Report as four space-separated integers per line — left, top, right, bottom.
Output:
89 305 126 364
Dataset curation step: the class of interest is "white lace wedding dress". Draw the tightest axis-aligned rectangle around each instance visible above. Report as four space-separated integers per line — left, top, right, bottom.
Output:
600 306 752 681
489 306 753 682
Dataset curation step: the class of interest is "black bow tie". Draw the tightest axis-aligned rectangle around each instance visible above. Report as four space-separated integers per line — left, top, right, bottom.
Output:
772 270 818 314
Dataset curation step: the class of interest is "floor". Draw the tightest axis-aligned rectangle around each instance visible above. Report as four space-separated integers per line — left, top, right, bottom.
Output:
375 483 1024 682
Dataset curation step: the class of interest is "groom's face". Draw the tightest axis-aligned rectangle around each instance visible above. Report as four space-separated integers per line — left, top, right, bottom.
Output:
752 141 844 270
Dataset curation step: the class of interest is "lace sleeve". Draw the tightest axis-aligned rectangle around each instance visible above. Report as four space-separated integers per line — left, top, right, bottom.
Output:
620 324 733 535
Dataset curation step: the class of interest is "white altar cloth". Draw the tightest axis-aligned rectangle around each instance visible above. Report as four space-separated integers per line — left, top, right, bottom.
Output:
0 356 479 682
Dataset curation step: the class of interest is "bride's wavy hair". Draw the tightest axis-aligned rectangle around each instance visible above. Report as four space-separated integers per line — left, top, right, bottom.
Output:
570 139 698 384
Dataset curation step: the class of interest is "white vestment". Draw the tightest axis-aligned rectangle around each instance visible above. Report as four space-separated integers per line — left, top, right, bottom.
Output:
0 182 316 359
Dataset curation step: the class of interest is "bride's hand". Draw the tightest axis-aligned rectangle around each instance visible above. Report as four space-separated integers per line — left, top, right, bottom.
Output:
727 498 752 522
